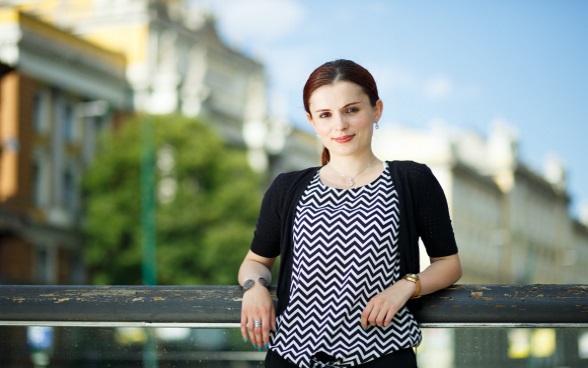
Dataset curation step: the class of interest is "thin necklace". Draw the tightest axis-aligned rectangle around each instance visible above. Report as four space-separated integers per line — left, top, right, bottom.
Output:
328 156 377 187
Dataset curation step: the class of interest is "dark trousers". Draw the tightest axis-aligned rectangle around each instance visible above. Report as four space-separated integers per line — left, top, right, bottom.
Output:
265 348 418 367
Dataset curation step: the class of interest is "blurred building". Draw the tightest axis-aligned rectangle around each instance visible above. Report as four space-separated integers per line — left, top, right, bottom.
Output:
374 120 587 284
373 120 588 368
269 125 322 178
0 0 319 285
0 8 132 284
11 0 296 174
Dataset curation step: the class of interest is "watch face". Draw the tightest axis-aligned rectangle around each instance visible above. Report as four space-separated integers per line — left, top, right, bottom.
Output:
404 274 419 282
242 279 255 291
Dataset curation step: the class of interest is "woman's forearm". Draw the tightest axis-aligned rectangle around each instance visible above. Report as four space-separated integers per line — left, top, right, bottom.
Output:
239 260 272 284
238 250 275 286
417 253 462 296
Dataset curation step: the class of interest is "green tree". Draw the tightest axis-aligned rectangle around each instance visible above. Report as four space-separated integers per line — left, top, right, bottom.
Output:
83 115 262 285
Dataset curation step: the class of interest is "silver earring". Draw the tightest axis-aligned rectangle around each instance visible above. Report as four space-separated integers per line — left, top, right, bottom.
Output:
374 122 379 130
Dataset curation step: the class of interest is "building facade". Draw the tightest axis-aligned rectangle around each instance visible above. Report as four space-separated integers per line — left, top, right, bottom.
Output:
373 121 586 284
0 8 131 284
373 121 588 367
13 0 292 174
0 0 318 285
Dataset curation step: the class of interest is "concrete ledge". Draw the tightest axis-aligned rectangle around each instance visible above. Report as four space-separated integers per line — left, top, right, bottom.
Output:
0 284 586 327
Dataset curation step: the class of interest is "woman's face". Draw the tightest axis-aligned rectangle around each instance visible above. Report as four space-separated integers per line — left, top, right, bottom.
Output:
307 80 383 159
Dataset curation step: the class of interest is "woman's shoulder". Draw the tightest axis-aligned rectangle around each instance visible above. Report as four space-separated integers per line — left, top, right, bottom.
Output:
275 166 319 180
385 160 439 188
386 160 431 174
267 166 319 192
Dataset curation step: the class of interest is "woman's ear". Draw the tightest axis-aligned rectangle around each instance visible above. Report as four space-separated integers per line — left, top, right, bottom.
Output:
374 99 384 122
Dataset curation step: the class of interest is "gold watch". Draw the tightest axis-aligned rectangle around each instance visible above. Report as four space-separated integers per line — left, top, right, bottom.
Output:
402 273 421 299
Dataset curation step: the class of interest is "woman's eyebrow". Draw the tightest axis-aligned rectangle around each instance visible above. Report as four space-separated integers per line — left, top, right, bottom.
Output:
313 101 361 114
341 101 361 108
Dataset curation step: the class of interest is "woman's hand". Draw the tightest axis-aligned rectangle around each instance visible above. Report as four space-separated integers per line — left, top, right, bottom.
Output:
238 251 277 350
360 279 415 328
241 284 276 350
360 253 462 329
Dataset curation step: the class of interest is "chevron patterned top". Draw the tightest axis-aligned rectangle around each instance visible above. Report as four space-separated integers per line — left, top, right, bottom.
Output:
269 166 422 367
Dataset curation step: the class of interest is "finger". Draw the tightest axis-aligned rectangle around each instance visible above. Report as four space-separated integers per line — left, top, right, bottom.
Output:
261 315 271 348
240 313 248 342
384 309 396 327
361 303 373 329
246 319 258 348
366 302 380 326
369 302 386 327
375 304 389 326
271 310 277 332
253 319 263 349
367 309 378 326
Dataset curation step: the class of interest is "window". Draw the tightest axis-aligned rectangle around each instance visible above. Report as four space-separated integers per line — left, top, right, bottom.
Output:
31 156 48 208
62 169 75 210
32 162 42 207
62 103 75 142
33 90 49 133
36 247 51 284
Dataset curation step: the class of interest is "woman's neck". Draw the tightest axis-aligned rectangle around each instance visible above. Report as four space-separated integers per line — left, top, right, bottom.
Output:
322 152 383 188
327 152 377 176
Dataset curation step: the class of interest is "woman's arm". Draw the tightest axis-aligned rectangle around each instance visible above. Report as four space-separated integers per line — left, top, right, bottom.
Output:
417 253 462 296
238 250 275 286
239 250 277 350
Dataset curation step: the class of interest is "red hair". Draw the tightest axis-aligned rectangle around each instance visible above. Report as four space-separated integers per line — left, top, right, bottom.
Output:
303 60 380 165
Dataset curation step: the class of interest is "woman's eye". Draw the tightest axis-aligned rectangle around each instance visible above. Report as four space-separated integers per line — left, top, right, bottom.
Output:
319 112 331 118
346 108 359 114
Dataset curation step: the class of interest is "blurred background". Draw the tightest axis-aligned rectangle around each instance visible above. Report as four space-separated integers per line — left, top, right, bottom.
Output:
0 0 587 367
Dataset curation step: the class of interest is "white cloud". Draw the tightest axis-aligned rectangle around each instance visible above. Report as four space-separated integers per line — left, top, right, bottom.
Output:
420 74 483 101
423 75 454 100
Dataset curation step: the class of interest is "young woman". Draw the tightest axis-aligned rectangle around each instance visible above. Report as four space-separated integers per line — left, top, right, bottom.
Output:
238 59 462 367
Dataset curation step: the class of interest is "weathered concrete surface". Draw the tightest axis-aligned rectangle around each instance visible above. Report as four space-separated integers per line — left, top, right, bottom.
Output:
0 284 586 326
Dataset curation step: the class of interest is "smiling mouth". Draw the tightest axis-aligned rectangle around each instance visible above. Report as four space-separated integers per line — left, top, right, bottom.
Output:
333 135 355 143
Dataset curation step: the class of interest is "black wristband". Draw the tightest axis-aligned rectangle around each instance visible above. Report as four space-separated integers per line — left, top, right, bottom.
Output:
242 277 269 292
258 277 269 289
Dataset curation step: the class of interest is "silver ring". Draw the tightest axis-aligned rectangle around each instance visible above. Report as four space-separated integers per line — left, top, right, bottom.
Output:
253 320 262 328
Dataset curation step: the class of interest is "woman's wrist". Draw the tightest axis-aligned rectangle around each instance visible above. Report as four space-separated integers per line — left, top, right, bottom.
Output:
402 273 421 299
241 277 269 293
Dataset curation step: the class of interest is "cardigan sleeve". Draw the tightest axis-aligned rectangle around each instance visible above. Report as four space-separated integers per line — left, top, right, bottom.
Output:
413 164 459 258
249 173 286 258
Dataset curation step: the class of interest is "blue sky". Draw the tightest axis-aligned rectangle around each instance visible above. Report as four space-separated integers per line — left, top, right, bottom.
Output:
192 0 588 218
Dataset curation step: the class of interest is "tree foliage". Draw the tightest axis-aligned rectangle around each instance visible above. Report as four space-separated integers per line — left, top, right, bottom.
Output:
83 115 262 285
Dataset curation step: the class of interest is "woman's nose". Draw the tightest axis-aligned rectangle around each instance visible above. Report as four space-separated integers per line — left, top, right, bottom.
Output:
333 115 348 130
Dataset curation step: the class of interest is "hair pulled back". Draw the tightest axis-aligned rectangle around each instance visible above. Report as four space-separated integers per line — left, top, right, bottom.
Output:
303 59 380 165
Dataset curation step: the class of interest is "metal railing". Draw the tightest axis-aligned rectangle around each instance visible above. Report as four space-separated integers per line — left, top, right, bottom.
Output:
1 284 587 328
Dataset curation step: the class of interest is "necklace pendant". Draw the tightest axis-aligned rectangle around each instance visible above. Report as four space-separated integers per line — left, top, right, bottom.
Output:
348 179 354 187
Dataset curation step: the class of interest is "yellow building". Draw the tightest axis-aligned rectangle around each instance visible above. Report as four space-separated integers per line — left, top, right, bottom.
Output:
0 8 130 283
14 0 291 173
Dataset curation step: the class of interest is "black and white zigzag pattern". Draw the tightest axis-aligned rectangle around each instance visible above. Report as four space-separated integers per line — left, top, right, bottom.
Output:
270 167 421 367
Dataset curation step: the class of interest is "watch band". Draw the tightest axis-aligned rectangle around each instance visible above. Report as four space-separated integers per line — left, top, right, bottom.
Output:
403 273 421 299
257 277 269 289
242 279 255 292
242 277 269 293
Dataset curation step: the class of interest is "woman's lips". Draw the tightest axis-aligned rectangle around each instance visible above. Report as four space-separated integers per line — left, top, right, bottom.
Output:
333 135 355 143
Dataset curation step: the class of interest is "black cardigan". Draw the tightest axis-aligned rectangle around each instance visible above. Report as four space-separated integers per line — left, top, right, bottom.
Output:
250 160 458 316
